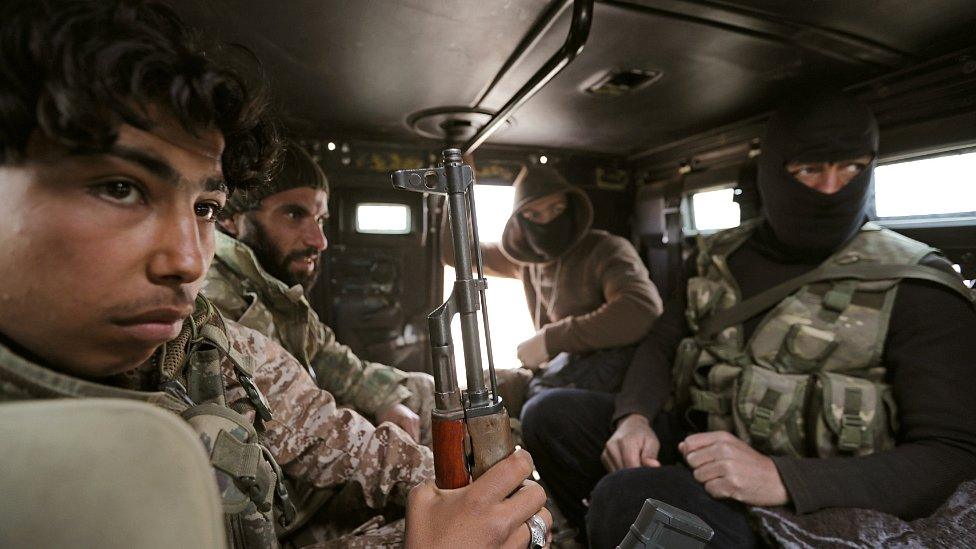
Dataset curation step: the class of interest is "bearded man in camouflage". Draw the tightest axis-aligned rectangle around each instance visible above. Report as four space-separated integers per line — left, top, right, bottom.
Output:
0 1 548 547
203 143 434 446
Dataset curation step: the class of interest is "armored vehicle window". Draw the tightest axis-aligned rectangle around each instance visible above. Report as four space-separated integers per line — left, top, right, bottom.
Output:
356 203 412 234
687 187 741 232
876 150 976 220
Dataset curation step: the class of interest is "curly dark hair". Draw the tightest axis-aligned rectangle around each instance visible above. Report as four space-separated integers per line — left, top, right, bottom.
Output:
0 0 280 188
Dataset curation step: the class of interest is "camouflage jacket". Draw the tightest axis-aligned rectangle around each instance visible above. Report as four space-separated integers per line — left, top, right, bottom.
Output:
0 305 433 546
203 232 412 417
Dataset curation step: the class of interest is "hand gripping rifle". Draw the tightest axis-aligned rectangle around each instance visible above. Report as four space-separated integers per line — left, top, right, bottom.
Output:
392 148 514 488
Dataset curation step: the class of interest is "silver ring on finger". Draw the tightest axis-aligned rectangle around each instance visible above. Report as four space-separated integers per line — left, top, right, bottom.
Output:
526 513 547 549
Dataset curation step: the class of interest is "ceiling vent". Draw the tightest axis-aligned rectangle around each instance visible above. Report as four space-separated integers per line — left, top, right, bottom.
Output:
585 69 663 96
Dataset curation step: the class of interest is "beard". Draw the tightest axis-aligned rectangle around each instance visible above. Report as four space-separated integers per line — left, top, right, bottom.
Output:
239 216 322 290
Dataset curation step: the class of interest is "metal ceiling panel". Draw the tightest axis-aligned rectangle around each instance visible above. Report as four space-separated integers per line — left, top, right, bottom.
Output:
471 1 855 153
171 0 976 155
175 0 552 138
715 0 976 53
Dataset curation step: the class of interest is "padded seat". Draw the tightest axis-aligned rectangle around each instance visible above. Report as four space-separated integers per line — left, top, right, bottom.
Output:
0 399 226 549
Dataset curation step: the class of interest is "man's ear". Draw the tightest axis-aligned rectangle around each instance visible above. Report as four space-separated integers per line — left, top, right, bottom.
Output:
218 213 245 237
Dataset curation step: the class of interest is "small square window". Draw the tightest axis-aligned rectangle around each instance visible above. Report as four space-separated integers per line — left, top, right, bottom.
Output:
356 203 411 234
690 187 740 231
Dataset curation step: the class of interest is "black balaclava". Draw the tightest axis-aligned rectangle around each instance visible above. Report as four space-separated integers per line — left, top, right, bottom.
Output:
758 91 879 257
517 201 576 260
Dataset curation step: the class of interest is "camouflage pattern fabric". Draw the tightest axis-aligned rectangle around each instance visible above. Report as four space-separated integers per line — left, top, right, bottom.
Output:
400 371 434 447
675 221 952 459
0 297 283 548
203 232 431 421
298 516 405 548
0 300 433 548
223 319 433 545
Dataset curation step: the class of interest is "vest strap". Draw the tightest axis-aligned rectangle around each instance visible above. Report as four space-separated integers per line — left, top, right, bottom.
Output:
211 430 272 513
748 388 782 440
198 319 272 423
823 280 858 313
211 429 261 479
698 263 974 340
198 323 231 353
238 371 274 423
839 387 865 452
258 444 297 527
689 387 731 414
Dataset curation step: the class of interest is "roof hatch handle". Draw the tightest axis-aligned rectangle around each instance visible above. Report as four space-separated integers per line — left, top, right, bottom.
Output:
462 0 594 156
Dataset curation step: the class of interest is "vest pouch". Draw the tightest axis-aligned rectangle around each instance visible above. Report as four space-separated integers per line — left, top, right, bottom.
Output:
733 365 809 457
689 363 741 432
813 372 897 458
773 324 838 373
182 403 279 548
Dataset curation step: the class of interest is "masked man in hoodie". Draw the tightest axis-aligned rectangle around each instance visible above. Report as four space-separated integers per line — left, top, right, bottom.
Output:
522 92 976 547
443 166 662 415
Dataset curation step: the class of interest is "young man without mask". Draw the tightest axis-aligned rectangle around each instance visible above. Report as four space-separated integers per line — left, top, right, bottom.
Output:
442 166 663 416
204 142 435 449
522 91 976 547
0 1 549 548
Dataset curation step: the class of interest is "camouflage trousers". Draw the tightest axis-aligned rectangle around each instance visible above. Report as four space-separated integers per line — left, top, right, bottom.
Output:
287 499 405 549
284 372 434 548
302 516 404 548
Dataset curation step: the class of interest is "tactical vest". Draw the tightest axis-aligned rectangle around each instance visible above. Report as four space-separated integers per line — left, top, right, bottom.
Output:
0 296 294 548
673 220 974 458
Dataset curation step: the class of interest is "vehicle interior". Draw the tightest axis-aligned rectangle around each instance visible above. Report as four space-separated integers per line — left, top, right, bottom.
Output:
0 1 973 548
172 0 976 379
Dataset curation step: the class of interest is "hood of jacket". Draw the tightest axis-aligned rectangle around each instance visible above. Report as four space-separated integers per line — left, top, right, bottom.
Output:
500 166 594 264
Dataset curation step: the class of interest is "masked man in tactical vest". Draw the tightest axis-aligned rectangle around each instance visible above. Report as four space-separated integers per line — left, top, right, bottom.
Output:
443 166 663 416
522 92 976 547
0 1 549 547
202 142 434 447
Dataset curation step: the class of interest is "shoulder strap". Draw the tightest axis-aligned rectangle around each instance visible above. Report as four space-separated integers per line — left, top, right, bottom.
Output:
697 263 974 340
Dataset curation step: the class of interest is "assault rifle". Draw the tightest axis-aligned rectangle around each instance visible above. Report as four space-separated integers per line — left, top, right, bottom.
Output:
391 148 514 488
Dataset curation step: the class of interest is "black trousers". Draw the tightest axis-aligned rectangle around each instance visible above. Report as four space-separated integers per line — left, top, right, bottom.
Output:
521 388 758 548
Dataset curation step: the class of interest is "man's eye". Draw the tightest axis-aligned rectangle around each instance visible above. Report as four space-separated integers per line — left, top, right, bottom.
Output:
93 181 144 205
790 166 818 177
195 202 223 222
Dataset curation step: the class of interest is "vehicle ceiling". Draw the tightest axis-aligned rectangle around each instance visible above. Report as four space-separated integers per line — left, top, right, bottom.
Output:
174 0 976 157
